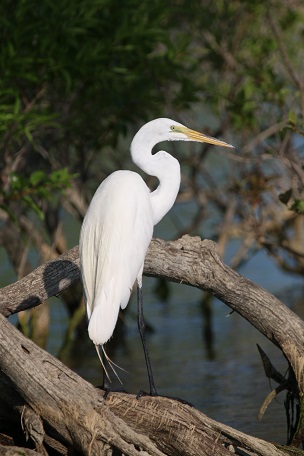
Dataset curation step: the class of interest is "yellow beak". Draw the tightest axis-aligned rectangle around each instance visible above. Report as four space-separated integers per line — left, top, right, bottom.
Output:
181 126 234 149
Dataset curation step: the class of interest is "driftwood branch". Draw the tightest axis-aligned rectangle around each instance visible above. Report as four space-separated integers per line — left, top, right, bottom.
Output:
1 235 304 454
0 313 295 456
1 235 304 391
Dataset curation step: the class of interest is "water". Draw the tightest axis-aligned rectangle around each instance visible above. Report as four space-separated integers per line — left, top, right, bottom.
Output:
2 199 304 445
44 244 303 444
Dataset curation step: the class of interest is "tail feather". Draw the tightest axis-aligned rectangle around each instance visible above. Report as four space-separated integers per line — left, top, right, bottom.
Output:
88 300 120 345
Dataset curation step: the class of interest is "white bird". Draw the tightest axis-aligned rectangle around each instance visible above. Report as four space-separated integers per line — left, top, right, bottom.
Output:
79 118 234 394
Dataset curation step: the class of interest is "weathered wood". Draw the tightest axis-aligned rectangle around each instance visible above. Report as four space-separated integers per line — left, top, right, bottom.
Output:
0 245 80 317
0 313 295 455
105 392 295 456
1 235 304 453
0 444 44 455
0 314 166 456
1 235 304 392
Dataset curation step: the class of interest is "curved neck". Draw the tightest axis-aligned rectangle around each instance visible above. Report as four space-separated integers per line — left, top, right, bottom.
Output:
131 135 181 225
148 158 180 225
131 132 158 175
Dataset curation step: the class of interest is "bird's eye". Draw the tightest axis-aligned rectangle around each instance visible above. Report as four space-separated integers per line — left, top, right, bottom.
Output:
170 125 176 131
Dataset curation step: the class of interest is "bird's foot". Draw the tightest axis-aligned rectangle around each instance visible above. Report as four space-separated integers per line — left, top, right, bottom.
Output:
96 385 129 400
136 388 158 399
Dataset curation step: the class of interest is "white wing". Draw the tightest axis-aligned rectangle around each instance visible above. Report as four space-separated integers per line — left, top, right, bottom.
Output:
79 170 153 345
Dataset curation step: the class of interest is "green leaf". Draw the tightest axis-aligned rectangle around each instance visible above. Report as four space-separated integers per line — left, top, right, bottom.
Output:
13 95 21 115
290 199 304 215
21 195 45 220
288 110 297 126
29 170 47 186
10 173 23 191
49 168 76 188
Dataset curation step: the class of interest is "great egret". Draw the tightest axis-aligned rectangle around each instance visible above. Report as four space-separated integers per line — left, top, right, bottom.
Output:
79 117 233 395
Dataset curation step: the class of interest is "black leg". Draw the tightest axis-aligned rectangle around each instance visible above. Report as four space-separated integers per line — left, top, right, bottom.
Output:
137 284 157 396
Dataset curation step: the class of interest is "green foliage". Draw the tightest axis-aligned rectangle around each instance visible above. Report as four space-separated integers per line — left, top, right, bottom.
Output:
0 0 201 211
288 111 304 137
1 0 304 392
1 0 303 169
0 0 192 149
0 169 75 222
183 1 304 133
279 190 304 215
290 199 304 215
0 0 303 276
0 0 198 220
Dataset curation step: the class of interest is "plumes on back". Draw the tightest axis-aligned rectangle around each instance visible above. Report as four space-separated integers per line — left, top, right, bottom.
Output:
79 170 153 345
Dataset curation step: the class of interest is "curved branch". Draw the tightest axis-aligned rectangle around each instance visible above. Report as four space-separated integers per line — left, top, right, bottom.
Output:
1 235 304 392
0 313 293 455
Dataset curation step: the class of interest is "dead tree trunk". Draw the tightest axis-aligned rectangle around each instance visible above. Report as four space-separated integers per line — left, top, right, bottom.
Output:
0 235 304 454
0 313 298 456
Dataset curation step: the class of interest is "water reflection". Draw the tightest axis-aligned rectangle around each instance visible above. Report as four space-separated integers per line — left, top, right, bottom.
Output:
48 264 303 444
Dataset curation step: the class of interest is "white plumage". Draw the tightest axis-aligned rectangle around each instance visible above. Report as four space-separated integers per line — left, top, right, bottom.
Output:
79 118 233 388
80 171 153 344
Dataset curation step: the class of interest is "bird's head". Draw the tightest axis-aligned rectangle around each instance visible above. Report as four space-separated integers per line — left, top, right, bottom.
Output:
132 118 234 149
167 120 234 149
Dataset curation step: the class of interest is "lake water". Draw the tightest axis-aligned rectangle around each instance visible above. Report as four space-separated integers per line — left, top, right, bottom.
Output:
39 213 304 445
2 177 304 445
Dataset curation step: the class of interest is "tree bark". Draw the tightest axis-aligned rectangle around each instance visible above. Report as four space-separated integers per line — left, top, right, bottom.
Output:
1 235 304 454
0 313 297 456
1 235 304 391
